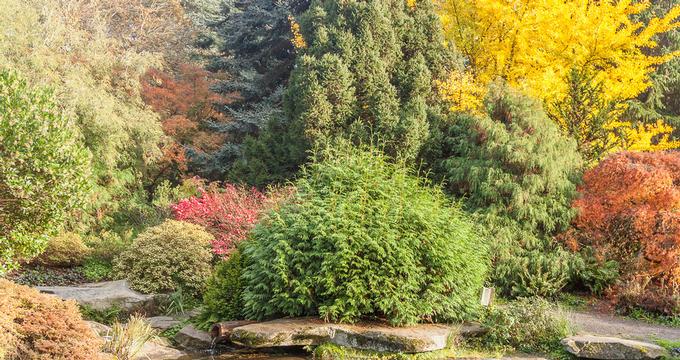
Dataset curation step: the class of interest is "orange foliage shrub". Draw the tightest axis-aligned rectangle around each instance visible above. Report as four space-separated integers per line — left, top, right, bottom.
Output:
141 64 229 179
0 279 103 359
561 151 680 313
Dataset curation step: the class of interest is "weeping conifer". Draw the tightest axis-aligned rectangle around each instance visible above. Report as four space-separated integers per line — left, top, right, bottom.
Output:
427 85 584 297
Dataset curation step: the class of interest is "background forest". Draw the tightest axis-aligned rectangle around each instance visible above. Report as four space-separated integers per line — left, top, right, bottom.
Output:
1 0 680 359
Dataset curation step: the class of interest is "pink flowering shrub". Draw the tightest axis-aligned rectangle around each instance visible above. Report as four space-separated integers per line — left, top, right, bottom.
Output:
172 184 284 255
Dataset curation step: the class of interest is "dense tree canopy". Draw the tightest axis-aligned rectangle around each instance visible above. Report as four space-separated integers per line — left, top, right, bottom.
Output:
189 0 311 180
0 71 91 274
0 0 166 235
285 0 453 161
436 0 680 161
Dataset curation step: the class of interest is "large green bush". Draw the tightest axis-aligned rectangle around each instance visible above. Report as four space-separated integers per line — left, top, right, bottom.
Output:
426 85 583 297
0 71 91 274
242 144 488 326
113 220 214 296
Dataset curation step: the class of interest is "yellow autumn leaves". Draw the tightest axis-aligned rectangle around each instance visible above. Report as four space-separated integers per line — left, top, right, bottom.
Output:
434 0 680 158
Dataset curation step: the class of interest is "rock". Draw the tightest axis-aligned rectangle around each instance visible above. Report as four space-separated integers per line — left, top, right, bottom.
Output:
174 307 203 321
36 280 154 311
458 322 486 337
230 318 332 348
87 321 112 338
210 320 257 342
174 324 213 350
230 317 463 353
148 316 181 332
332 323 453 353
561 335 668 359
134 341 187 360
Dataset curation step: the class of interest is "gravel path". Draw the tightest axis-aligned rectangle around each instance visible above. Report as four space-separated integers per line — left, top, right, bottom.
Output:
567 310 680 342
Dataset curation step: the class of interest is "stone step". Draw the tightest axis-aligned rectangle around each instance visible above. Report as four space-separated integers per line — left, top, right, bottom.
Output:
36 280 156 312
561 335 668 359
229 317 481 353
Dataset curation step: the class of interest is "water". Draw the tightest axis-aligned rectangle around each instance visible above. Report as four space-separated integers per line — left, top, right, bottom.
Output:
177 346 309 360
179 354 307 360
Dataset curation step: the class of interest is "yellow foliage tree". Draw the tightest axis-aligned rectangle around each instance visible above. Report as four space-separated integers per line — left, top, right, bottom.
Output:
436 0 680 158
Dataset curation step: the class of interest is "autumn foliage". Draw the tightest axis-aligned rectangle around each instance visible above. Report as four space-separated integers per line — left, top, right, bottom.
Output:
141 64 228 179
172 184 287 255
435 0 680 160
561 151 680 312
0 279 103 359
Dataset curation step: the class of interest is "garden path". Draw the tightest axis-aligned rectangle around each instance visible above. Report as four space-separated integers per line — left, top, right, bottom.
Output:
567 310 680 342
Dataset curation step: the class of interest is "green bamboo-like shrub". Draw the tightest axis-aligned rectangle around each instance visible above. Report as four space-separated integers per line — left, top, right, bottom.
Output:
241 144 488 326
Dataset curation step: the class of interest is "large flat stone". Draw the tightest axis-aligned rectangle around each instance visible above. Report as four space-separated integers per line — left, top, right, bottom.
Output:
230 318 462 353
230 318 332 347
148 316 182 331
333 323 452 353
135 340 187 360
561 335 668 359
36 280 153 311
174 324 213 350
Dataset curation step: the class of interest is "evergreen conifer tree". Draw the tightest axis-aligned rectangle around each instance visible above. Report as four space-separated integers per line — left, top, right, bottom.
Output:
190 0 311 179
427 84 583 297
229 0 456 186
626 0 680 135
285 0 452 161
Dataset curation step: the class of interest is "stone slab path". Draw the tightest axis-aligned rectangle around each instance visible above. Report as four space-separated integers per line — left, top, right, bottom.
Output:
567 310 680 342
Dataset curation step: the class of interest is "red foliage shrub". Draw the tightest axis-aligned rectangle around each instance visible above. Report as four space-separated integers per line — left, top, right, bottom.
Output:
0 279 103 359
172 184 289 255
561 151 680 312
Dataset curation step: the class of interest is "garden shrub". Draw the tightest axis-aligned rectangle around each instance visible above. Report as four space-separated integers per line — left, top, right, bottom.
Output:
32 232 90 267
0 279 103 359
0 70 91 274
479 297 571 354
560 151 680 314
194 250 245 329
242 143 488 326
172 184 282 256
426 85 583 298
113 220 214 296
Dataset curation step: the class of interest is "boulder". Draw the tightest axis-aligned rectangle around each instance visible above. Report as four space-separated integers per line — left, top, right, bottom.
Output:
561 335 668 359
332 323 452 353
148 316 182 332
36 280 154 311
87 321 112 338
230 318 332 348
134 341 187 360
174 324 213 350
229 317 461 353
